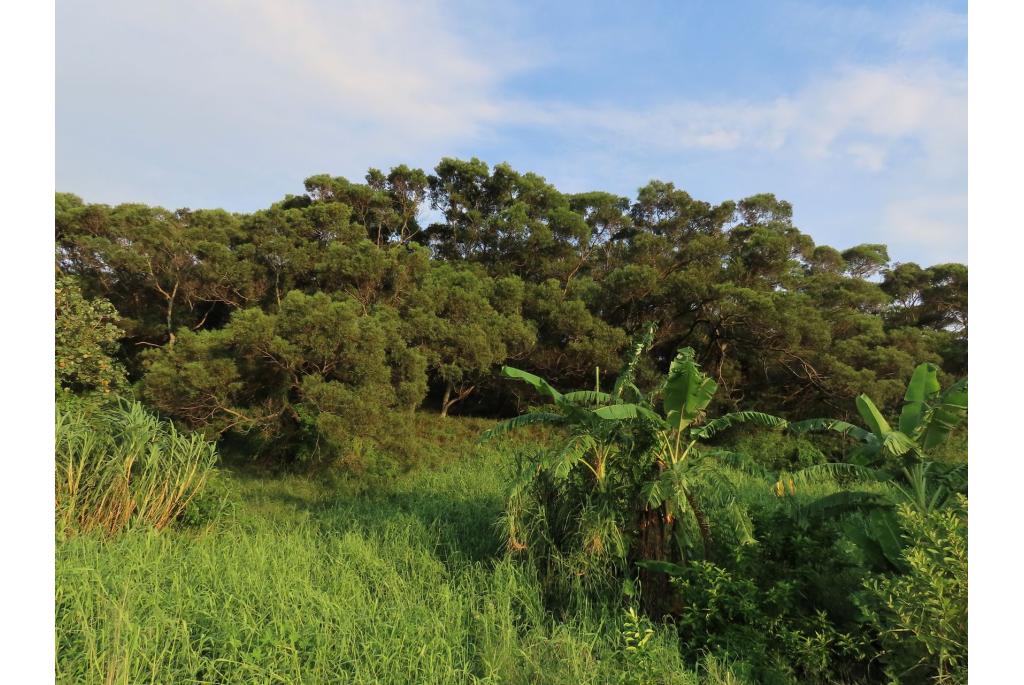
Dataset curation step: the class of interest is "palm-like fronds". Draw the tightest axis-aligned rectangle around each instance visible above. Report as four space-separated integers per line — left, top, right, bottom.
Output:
691 411 788 439
790 462 888 487
789 418 872 442
479 412 565 443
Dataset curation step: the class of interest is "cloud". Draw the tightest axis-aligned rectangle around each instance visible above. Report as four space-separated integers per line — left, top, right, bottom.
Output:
511 62 965 179
881 192 967 263
57 0 966 262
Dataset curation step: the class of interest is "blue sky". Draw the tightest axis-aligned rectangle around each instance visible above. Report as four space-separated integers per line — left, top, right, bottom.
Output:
56 0 967 265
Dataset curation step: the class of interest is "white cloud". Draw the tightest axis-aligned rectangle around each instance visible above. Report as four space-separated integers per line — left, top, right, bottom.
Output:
881 192 967 262
513 62 965 180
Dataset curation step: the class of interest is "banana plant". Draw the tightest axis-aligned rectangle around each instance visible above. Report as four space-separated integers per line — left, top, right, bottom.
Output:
790 362 967 468
639 347 785 559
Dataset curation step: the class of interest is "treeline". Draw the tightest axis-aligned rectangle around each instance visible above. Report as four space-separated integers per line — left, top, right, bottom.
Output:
55 158 966 466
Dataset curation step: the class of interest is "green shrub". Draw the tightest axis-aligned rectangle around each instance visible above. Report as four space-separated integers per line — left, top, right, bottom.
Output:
56 397 218 537
857 496 967 684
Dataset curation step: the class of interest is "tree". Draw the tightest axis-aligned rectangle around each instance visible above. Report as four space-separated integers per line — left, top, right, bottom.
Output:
55 276 125 394
140 291 427 466
402 263 534 416
482 326 786 611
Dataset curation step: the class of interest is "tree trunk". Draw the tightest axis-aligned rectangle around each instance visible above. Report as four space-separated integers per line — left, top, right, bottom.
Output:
440 380 452 418
440 380 475 417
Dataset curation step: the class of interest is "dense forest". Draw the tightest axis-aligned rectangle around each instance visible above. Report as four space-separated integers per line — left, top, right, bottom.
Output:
56 157 965 468
55 159 967 684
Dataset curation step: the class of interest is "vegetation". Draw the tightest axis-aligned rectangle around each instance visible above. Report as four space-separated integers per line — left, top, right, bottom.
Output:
57 160 966 466
54 161 968 683
55 396 217 538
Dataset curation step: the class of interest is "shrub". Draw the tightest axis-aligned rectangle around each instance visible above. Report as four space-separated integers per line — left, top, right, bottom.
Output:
857 496 967 684
56 397 218 537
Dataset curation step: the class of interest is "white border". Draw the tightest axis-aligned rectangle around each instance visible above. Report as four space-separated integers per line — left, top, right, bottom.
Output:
1 0 56 680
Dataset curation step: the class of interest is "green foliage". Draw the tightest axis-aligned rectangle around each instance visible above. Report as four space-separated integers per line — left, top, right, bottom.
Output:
792 362 967 469
487 332 789 615
403 262 535 415
55 396 218 537
58 158 966 436
857 497 968 684
55 276 125 393
56 437 715 685
139 290 428 468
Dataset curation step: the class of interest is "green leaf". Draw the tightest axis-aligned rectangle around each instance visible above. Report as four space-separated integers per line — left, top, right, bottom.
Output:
612 322 656 401
855 394 891 437
592 403 662 423
663 348 717 431
478 412 564 443
899 363 941 435
791 462 889 486
881 431 917 458
692 411 787 439
789 418 872 442
562 390 612 405
500 366 563 403
921 378 967 450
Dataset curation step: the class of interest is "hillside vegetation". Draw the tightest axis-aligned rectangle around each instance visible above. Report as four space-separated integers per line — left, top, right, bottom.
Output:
55 162 967 684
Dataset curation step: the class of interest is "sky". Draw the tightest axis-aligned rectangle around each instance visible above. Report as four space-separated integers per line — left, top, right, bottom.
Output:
56 0 967 265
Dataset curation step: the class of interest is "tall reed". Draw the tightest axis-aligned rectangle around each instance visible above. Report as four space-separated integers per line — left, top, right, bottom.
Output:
55 399 217 537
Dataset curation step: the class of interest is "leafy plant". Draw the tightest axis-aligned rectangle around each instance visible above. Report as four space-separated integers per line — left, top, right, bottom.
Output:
856 496 967 684
483 325 787 611
55 276 125 394
791 362 966 469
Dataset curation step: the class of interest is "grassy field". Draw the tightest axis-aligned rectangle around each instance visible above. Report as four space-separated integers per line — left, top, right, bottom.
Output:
56 418 748 685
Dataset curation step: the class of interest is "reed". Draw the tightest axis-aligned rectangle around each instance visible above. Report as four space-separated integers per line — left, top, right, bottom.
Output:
55 399 217 537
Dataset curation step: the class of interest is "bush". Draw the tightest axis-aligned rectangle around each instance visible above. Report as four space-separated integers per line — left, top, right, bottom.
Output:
56 397 218 537
857 496 967 684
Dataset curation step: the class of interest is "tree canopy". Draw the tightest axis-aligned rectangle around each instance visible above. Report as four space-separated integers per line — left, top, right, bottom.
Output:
55 158 967 465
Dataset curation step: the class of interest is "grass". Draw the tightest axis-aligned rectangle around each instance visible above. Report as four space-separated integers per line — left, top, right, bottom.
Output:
56 398 217 538
57 420 743 685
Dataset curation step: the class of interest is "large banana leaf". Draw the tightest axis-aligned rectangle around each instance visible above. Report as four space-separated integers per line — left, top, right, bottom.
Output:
855 394 892 437
562 390 613 405
545 434 597 480
921 378 967 450
663 348 718 431
881 430 918 457
592 403 663 423
899 362 941 435
791 462 889 486
478 412 564 443
501 366 563 403
691 411 787 439
789 418 872 442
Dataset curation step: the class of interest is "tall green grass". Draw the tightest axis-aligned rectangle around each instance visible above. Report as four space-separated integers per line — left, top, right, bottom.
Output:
56 437 747 684
56 399 217 537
